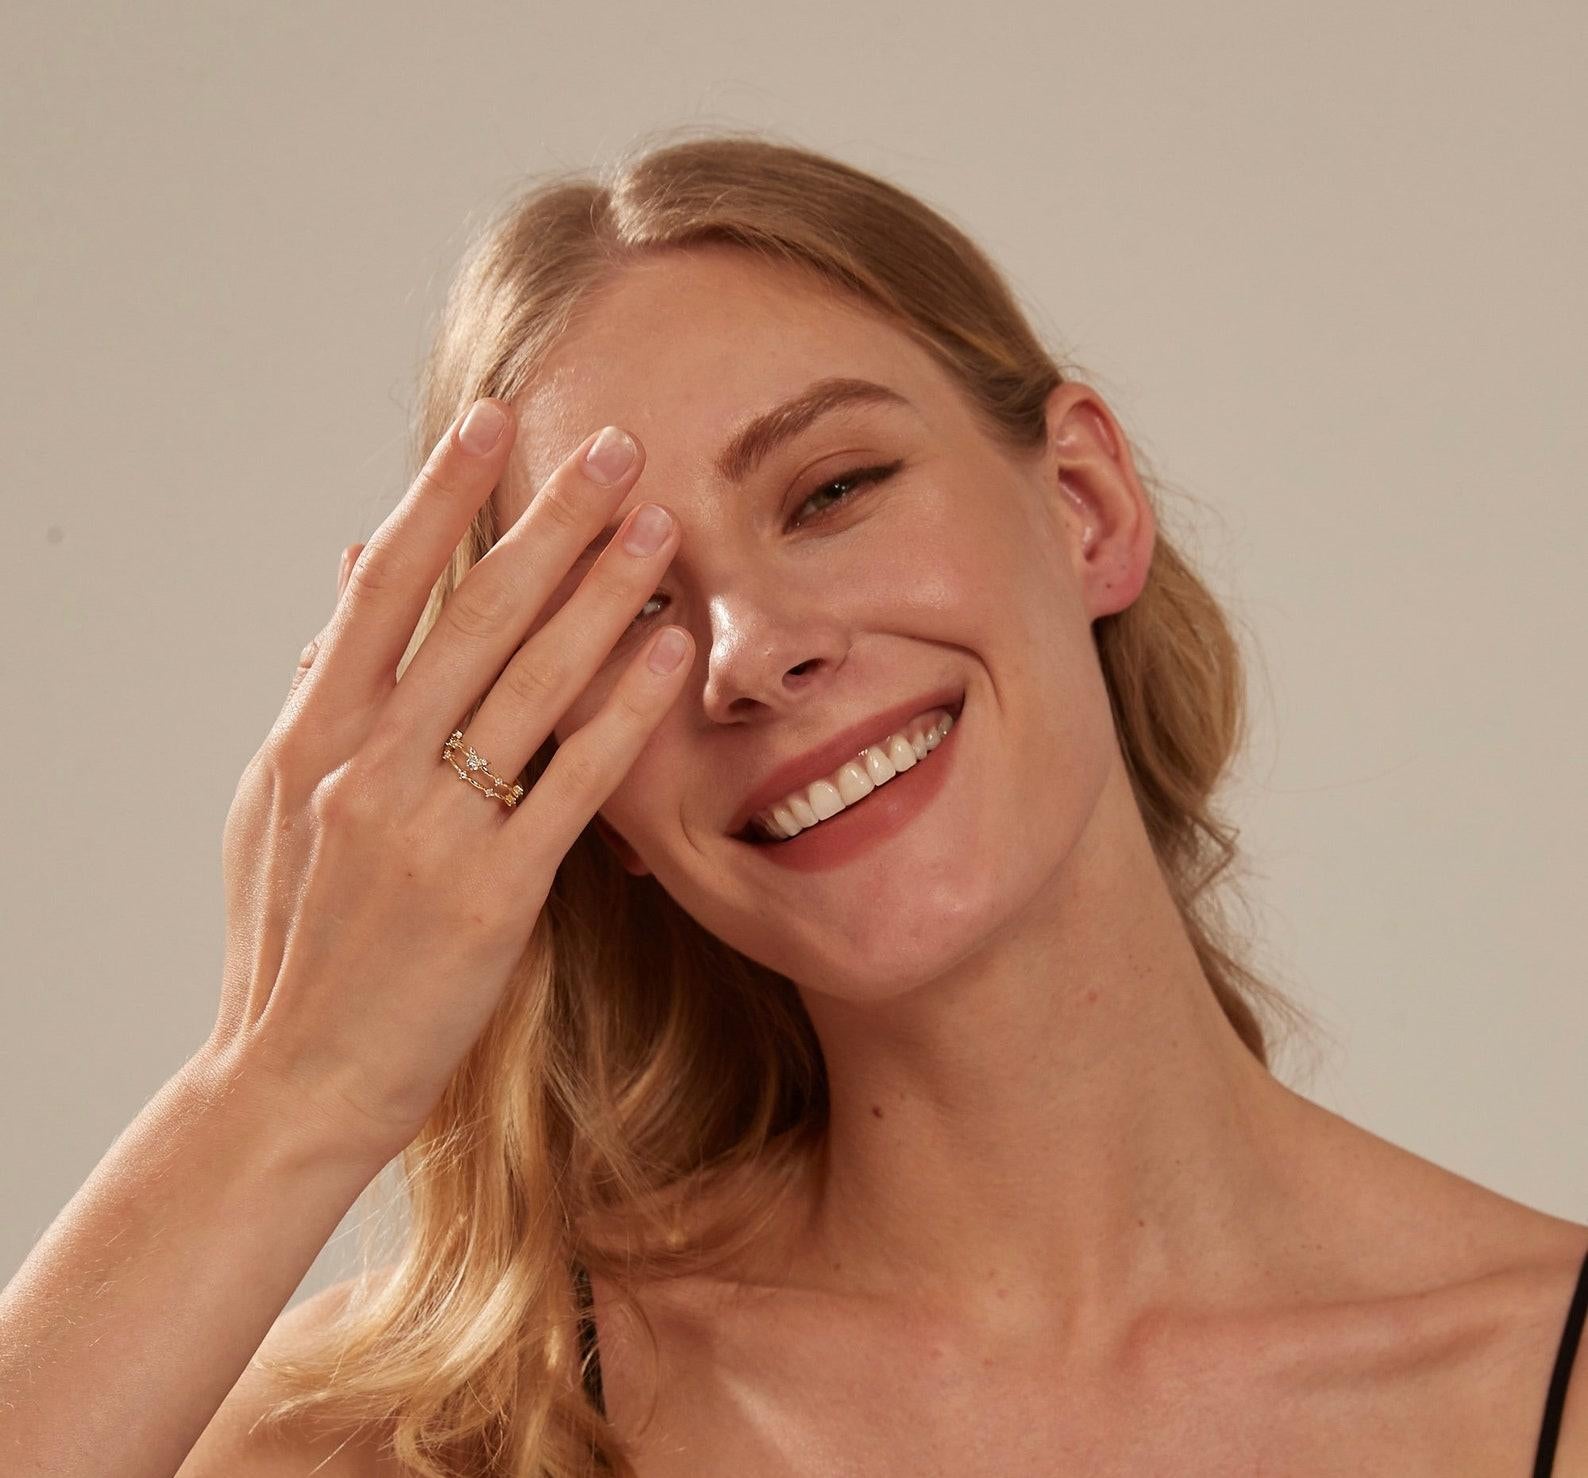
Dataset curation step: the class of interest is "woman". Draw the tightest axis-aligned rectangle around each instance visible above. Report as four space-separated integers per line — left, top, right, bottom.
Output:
4 133 1583 1477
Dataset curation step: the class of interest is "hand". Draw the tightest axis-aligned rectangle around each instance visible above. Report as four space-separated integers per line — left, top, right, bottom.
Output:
209 402 690 1164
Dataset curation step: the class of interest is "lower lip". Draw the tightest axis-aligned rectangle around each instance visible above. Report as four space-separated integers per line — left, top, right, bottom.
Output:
732 704 965 873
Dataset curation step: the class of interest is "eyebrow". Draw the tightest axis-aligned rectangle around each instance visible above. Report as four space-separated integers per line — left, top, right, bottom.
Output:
715 376 915 484
567 376 916 568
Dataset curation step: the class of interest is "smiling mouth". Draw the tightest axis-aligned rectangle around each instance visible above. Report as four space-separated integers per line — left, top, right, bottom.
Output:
733 691 966 845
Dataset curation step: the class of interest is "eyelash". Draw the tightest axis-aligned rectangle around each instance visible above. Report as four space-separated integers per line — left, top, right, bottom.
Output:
791 460 903 526
627 460 904 629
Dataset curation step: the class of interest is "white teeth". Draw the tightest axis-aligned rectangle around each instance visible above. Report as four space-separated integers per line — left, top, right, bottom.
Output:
862 747 896 786
834 760 876 806
807 779 844 821
749 706 956 842
769 800 802 835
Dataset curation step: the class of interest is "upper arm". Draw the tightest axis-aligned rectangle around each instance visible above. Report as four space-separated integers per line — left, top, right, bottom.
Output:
176 1278 390 1478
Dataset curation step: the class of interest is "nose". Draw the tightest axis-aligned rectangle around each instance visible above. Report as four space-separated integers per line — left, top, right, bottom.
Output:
699 618 849 725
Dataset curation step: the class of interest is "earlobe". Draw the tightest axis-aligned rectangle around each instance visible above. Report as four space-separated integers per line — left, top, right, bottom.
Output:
1044 382 1155 618
593 814 652 877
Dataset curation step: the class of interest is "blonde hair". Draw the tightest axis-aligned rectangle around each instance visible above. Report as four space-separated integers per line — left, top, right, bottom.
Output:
256 126 1320 1477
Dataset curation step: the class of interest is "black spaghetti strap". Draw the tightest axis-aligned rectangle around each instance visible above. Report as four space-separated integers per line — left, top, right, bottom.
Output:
574 1260 608 1418
1533 1242 1588 1477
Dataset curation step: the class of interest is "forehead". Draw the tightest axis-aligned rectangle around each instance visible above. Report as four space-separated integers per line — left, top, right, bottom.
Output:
497 246 954 516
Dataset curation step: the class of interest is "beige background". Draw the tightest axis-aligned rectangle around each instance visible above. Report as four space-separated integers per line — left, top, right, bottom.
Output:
3 2 1583 1313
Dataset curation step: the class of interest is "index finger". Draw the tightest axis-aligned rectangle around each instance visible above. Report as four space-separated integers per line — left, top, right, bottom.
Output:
304 399 517 714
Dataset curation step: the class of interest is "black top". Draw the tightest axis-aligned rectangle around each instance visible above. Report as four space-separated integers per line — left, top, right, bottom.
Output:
574 1245 1588 1471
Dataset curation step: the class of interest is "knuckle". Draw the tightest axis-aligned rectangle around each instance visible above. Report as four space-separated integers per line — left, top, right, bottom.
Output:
250 733 307 791
308 766 378 830
610 679 656 728
444 579 517 642
305 776 355 829
287 630 328 699
534 482 587 537
410 454 464 508
228 769 292 852
343 544 405 601
550 735 608 803
229 751 276 825
500 651 562 710
588 556 648 611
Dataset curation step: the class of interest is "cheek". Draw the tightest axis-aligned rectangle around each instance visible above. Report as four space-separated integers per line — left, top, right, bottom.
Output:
889 480 1039 606
589 727 687 838
900 510 1049 648
929 508 1103 783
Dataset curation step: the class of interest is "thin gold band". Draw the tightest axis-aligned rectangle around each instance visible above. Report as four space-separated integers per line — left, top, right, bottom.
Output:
441 729 525 808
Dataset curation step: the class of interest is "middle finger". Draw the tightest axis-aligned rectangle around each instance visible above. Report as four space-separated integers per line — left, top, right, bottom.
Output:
460 495 681 788
384 424 654 751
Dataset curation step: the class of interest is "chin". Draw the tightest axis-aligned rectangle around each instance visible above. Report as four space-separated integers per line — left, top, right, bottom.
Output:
785 891 1002 1004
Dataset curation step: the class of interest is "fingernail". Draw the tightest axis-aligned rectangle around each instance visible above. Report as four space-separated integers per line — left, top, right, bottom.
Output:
623 503 673 555
649 627 688 673
584 426 637 485
459 400 506 455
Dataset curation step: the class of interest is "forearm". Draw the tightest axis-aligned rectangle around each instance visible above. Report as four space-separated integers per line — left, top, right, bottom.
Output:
0 1048 389 1478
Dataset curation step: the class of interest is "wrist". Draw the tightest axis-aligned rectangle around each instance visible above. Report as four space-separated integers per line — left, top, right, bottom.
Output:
179 1041 398 1181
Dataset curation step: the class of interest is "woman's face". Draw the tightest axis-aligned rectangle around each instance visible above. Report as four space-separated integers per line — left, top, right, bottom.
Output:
500 244 1149 1003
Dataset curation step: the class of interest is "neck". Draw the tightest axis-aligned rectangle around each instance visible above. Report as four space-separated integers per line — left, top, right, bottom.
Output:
784 757 1312 1358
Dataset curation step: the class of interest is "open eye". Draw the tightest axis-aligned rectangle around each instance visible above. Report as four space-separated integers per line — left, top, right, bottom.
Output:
631 592 667 627
627 459 905 631
790 460 903 527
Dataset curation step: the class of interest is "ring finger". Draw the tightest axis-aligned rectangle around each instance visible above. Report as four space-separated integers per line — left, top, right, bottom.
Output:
450 497 682 800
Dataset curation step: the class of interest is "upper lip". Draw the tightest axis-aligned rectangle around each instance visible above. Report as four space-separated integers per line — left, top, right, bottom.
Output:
725 683 966 837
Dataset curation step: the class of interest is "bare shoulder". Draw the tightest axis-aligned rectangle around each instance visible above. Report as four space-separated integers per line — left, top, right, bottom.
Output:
1234 1091 1588 1471
1471 1208 1588 1477
177 1272 403 1478
1366 1162 1588 1473
1545 1227 1588 1477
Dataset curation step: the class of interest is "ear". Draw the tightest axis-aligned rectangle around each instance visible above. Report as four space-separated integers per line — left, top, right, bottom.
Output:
1043 381 1156 622
593 813 652 877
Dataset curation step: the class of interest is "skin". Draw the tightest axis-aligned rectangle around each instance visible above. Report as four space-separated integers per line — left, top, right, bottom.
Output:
486 244 1588 1473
